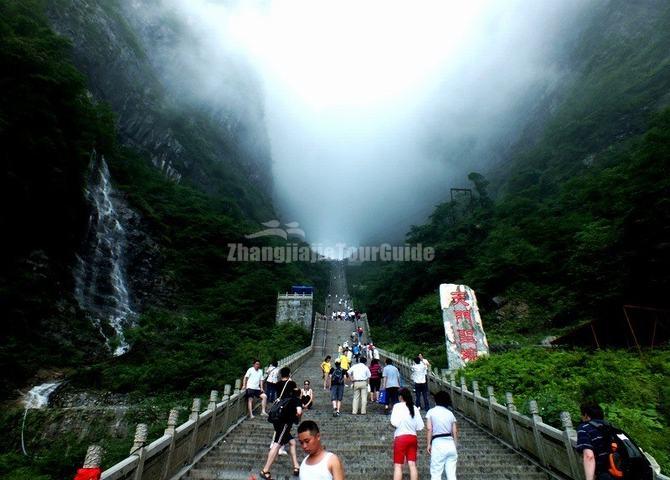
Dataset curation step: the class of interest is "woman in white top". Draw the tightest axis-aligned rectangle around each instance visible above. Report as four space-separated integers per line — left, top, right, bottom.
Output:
425 391 459 480
301 380 314 409
411 357 429 411
390 388 424 480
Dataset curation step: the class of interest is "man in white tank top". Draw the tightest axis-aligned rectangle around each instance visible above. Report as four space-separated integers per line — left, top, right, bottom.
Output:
297 420 345 480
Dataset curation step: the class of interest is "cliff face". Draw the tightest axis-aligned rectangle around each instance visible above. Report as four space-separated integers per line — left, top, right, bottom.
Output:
39 0 277 346
46 0 274 219
491 0 670 193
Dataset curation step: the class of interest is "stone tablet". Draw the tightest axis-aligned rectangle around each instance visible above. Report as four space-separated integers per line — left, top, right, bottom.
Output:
439 284 489 370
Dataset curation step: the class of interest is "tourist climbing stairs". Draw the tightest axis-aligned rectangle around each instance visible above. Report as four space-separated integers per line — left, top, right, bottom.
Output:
184 316 552 479
82 263 667 480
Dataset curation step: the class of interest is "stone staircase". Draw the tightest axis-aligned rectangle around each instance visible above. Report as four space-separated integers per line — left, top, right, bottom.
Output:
185 318 553 480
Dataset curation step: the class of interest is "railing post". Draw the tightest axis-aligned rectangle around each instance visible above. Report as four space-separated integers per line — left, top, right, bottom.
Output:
529 400 547 466
74 445 103 480
234 379 241 396
187 398 202 464
505 392 519 449
561 411 581 479
487 386 497 434
208 390 219 443
449 373 456 411
459 377 468 415
160 409 179 480
131 423 148 480
472 381 481 424
221 384 232 433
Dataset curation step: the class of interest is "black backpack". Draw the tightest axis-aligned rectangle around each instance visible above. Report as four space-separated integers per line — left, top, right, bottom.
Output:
331 367 344 385
590 421 653 479
267 381 296 424
268 396 294 423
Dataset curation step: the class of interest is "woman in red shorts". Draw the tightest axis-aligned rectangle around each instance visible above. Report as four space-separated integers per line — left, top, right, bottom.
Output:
390 387 424 480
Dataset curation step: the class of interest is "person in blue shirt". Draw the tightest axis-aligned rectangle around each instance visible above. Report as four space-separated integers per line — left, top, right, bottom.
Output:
576 401 612 480
382 358 401 414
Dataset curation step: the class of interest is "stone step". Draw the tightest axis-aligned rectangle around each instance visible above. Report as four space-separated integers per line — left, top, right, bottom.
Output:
187 467 550 480
185 276 552 480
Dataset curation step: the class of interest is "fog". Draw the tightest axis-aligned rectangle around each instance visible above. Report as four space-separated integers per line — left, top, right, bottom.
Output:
152 0 599 249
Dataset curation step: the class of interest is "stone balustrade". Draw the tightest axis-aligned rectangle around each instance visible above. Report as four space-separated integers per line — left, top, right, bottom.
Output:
76 313 667 480
376 347 669 480
78 345 313 480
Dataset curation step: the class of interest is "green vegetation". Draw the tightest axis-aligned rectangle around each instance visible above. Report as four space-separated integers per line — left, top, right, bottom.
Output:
0 0 116 396
350 0 670 471
0 0 327 398
461 348 670 470
2 0 669 476
1 393 193 479
0 2 327 477
352 108 670 334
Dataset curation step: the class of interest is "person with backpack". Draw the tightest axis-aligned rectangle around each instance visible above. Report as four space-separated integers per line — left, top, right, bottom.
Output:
261 367 302 480
352 343 360 362
329 359 346 417
576 401 652 480
578 402 617 480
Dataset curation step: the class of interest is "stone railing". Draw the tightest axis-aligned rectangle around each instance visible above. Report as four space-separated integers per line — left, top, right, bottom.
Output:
377 348 669 480
277 292 313 299
76 346 313 480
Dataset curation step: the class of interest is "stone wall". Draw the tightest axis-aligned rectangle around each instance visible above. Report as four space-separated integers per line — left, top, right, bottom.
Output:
275 293 313 330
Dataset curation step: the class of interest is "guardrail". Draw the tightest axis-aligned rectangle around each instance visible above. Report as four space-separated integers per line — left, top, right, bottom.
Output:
376 348 668 480
75 345 313 480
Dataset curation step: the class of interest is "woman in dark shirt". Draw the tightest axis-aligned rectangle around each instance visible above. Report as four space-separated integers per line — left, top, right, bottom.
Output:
368 358 382 403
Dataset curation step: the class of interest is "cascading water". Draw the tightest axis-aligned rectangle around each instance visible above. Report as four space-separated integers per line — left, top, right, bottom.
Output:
21 381 62 455
74 152 135 356
23 381 62 409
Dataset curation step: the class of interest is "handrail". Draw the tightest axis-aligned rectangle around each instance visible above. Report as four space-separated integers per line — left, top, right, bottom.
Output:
77 345 314 480
375 347 669 480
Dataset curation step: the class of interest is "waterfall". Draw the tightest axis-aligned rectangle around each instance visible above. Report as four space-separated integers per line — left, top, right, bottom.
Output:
74 152 135 356
21 381 63 455
23 381 62 409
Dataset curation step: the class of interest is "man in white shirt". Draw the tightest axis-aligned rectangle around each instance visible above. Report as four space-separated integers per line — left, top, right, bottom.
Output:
242 359 268 418
348 357 371 415
297 420 345 480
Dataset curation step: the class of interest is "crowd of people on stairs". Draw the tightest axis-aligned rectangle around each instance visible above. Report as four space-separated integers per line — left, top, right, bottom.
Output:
240 321 462 480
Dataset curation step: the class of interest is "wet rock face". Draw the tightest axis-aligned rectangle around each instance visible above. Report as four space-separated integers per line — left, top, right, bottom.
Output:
50 387 130 409
46 1 185 179
75 154 175 331
103 181 175 312
121 203 175 311
45 0 273 198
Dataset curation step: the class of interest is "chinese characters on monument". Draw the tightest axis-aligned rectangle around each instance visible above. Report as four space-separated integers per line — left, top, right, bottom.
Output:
439 284 489 370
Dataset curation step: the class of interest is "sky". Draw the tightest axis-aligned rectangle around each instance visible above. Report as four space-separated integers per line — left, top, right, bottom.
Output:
156 0 599 250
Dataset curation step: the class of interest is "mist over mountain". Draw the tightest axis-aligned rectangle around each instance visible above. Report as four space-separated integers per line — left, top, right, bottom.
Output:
2 0 670 477
148 0 602 247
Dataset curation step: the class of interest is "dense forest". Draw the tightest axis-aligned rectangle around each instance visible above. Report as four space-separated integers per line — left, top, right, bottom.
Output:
0 3 326 477
349 0 670 469
1 0 670 477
